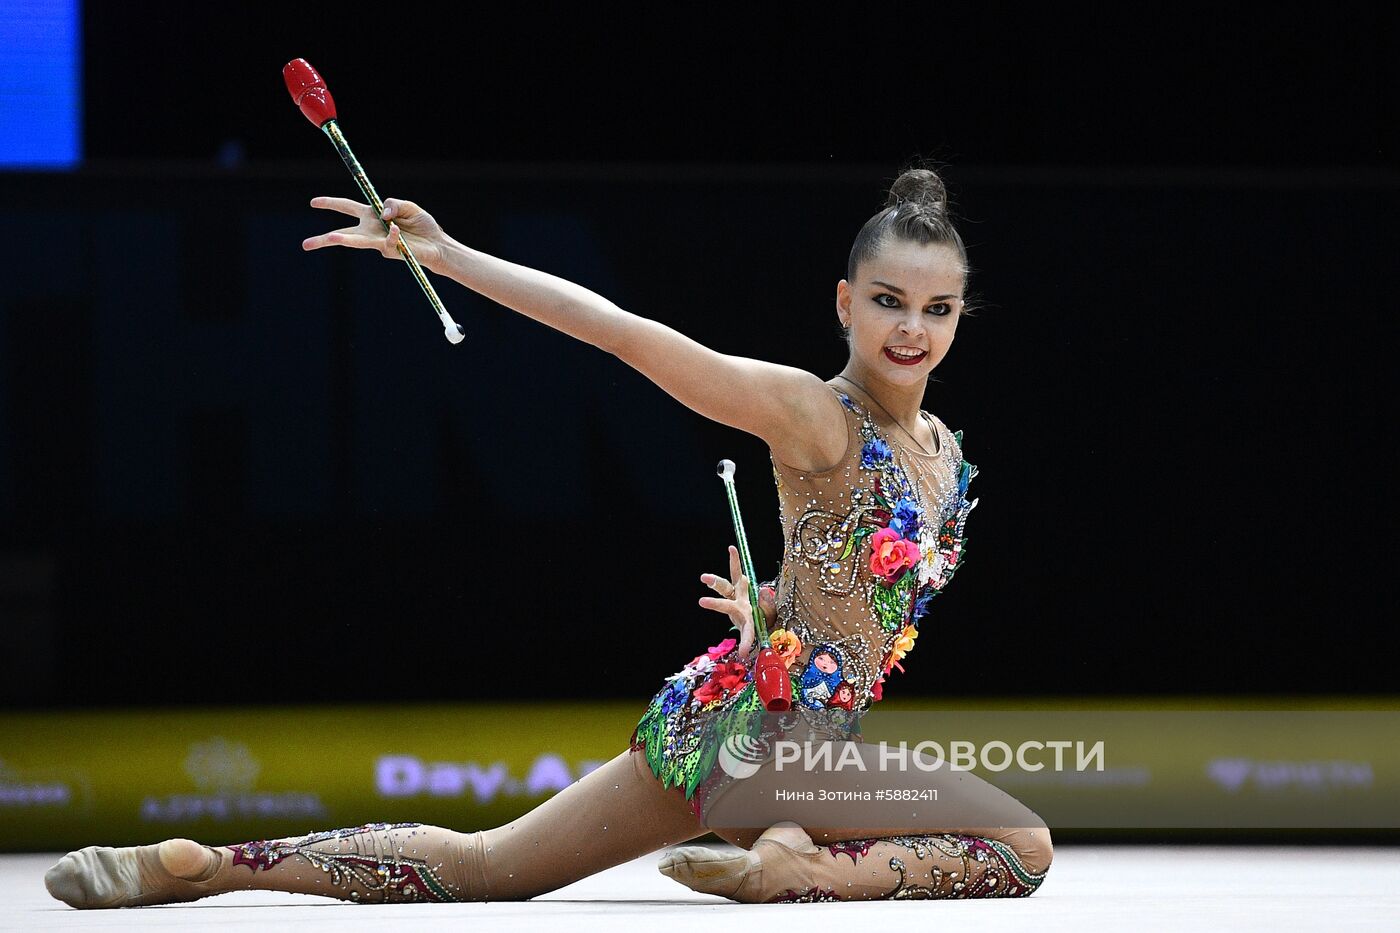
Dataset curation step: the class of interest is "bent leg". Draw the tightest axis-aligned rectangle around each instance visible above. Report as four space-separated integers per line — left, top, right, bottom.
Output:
663 739 1052 902
48 746 709 908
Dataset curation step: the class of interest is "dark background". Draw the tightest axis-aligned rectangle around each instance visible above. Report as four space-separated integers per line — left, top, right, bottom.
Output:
2 5 1396 707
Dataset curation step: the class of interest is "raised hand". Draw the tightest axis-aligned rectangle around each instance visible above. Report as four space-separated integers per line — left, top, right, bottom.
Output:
301 197 447 270
699 546 763 659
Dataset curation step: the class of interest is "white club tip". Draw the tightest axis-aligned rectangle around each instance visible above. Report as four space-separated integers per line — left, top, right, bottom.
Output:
716 459 736 481
443 324 465 345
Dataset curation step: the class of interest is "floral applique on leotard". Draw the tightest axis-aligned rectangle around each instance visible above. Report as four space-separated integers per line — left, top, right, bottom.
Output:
630 387 978 809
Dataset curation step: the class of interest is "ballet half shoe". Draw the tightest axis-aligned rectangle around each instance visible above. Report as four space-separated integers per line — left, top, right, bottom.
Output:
657 845 753 899
45 841 224 909
657 823 822 903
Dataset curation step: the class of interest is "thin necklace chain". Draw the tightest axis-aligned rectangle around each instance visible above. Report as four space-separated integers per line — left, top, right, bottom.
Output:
832 374 939 457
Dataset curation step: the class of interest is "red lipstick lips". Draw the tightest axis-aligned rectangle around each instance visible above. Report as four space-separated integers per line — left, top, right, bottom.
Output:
884 348 927 365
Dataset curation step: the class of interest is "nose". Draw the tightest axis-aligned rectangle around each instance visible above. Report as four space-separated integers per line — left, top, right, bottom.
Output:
897 310 926 337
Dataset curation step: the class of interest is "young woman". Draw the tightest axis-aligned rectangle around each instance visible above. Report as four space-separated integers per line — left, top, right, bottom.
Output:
45 166 1051 907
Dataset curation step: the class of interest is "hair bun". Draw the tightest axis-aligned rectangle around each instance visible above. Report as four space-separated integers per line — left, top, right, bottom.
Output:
884 167 947 211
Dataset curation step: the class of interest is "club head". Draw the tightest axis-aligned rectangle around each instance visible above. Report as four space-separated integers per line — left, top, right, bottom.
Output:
283 59 337 127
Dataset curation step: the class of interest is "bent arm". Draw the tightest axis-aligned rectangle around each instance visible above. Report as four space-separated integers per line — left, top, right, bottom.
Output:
428 234 834 448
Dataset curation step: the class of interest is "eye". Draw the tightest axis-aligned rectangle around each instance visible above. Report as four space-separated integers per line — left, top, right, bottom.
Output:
875 294 899 308
927 302 953 316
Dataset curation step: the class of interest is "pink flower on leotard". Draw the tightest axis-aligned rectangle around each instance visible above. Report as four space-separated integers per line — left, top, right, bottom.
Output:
869 527 921 585
706 638 738 660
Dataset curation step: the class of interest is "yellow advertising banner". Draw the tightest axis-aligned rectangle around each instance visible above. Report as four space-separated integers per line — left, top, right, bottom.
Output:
2 698 1397 850
0 702 642 850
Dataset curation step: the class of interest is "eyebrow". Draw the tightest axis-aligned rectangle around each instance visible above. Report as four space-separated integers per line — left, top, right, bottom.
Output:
870 281 958 302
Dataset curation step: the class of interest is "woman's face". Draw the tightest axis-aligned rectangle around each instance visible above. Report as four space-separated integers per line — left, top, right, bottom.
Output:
836 239 965 388
815 652 838 674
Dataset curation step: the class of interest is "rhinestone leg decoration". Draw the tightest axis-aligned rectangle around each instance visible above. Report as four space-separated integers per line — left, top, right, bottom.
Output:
661 823 1050 903
782 832 1051 901
225 822 473 903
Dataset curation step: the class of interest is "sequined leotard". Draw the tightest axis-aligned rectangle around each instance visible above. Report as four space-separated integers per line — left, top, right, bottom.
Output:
631 384 978 810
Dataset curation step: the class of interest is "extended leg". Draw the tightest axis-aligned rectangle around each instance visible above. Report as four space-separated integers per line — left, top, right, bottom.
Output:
47 746 708 908
468 744 709 899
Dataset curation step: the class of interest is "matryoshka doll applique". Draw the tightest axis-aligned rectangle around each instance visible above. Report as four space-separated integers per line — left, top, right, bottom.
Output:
798 645 844 709
826 679 857 711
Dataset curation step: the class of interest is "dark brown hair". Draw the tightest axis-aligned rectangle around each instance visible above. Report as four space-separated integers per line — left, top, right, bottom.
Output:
847 165 968 286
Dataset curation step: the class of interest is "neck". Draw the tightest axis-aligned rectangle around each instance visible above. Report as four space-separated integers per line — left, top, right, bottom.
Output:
834 363 925 429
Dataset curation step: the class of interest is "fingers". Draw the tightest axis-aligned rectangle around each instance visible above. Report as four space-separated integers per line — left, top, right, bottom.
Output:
699 572 746 601
700 570 745 598
302 229 387 252
698 545 751 621
736 622 755 659
697 586 747 612
698 595 740 617
380 198 416 222
309 196 371 219
697 576 747 612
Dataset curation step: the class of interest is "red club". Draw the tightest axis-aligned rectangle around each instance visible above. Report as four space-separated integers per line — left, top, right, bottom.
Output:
282 59 465 345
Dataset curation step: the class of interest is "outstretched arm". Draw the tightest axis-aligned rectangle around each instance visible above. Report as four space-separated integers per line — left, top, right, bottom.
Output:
303 197 840 456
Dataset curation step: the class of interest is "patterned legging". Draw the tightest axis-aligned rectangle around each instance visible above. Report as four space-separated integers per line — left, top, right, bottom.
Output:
70 744 1049 906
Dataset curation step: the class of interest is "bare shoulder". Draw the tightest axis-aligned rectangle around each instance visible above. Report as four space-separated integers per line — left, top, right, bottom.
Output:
767 375 849 474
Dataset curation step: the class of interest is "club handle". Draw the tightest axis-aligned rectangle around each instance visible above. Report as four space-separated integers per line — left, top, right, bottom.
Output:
716 459 769 646
321 120 465 344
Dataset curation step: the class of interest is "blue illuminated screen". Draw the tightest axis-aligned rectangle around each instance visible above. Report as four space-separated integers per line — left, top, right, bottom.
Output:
0 0 81 168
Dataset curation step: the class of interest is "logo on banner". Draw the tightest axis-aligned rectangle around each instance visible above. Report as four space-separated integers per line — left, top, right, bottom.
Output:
0 757 82 810
1207 758 1252 792
140 738 327 823
375 754 606 801
184 737 261 793
1207 757 1374 793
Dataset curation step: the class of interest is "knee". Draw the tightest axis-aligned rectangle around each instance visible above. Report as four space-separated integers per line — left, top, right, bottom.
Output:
1007 824 1052 893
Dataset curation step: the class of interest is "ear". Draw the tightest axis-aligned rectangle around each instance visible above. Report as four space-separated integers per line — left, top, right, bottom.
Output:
836 279 852 328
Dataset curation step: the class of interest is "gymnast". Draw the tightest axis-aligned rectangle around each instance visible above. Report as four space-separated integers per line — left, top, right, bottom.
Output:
45 164 1051 906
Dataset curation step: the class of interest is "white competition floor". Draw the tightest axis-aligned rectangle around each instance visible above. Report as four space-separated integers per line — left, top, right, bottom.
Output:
3 844 1399 932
